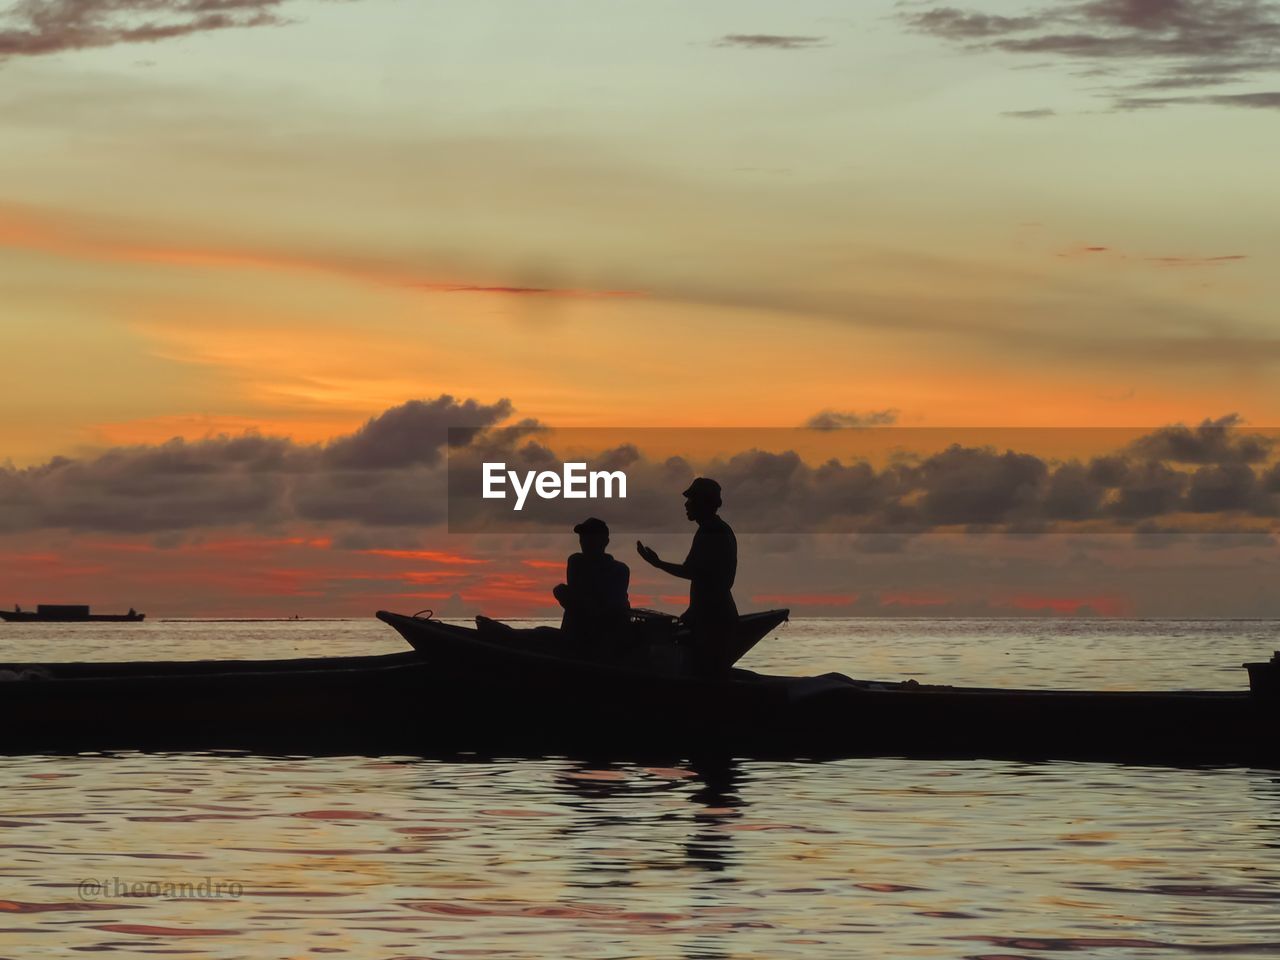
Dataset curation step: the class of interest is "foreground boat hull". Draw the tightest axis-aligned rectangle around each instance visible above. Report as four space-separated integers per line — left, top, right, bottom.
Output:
0 613 1273 765
0 660 1272 765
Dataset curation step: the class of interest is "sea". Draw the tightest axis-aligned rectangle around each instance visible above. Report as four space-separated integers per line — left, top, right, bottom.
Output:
1 617 1279 959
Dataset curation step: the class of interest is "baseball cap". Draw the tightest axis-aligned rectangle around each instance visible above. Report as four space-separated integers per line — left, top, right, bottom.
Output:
681 477 722 501
573 517 610 536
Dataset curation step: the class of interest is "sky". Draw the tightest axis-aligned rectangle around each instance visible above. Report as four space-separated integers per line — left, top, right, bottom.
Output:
2 0 1279 617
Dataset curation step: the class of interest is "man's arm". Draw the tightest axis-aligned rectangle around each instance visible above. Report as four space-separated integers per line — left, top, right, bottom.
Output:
636 541 691 579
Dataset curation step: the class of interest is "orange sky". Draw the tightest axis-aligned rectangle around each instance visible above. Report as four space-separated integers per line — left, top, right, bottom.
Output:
2 0 1278 616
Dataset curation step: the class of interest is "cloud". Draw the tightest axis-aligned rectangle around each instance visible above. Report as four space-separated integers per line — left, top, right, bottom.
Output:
1116 91 1280 110
1108 457 1187 518
804 409 901 429
713 34 828 50
1126 414 1273 464
1186 462 1257 511
3 401 1279 537
323 397 511 469
1043 460 1107 518
1146 254 1248 265
903 0 1280 111
1057 243 1248 267
0 396 509 534
1001 107 1057 118
913 444 1047 525
447 416 1280 534
0 202 641 300
0 0 313 59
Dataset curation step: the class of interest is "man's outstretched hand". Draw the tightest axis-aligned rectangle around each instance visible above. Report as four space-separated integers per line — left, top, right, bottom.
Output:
636 541 660 566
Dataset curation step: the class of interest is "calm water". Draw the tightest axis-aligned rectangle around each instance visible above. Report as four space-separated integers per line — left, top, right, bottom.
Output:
2 618 1279 959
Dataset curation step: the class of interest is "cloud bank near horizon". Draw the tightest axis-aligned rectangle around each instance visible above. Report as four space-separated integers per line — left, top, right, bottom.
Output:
2 398 1278 538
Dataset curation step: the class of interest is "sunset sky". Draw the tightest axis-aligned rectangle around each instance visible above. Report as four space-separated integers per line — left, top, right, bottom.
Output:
2 0 1278 617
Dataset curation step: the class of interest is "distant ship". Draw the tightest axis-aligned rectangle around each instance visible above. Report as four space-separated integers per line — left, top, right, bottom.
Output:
1 604 145 623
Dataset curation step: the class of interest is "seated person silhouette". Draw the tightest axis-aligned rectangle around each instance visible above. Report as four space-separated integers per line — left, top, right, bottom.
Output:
553 517 630 643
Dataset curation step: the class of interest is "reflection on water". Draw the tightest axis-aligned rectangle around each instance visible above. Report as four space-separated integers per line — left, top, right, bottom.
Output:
3 755 1280 958
1 618 1280 957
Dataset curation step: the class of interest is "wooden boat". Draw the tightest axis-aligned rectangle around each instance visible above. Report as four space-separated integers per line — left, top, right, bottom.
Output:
0 613 1274 766
2 604 144 622
377 612 1278 766
383 608 791 675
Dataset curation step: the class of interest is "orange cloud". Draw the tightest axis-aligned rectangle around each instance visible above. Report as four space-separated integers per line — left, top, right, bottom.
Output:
0 203 641 300
380 571 471 585
1057 243 1247 267
0 552 109 578
1147 255 1248 267
358 548 488 566
458 572 555 611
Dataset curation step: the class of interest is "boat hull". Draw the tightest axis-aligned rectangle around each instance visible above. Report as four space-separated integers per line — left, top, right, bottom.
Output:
0 661 1272 765
0 612 1273 765
394 608 790 672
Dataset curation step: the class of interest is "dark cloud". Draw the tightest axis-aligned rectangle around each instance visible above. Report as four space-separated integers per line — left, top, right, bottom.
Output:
1116 90 1280 109
1001 107 1058 117
1108 458 1187 518
1126 414 1273 464
914 445 1047 526
1087 454 1129 485
292 465 449 527
907 9 1044 37
3 402 1279 537
713 34 828 50
0 396 504 533
3 435 299 534
1044 461 1106 518
323 396 511 469
804 409 901 429
1146 254 1247 265
0 0 330 59
1059 245 1248 266
903 0 1280 111
1186 462 1259 512
1264 462 1280 493
449 419 1280 535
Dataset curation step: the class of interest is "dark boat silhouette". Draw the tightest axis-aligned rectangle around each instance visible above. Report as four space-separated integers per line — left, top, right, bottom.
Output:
0 611 1275 767
1 604 145 623
393 607 789 674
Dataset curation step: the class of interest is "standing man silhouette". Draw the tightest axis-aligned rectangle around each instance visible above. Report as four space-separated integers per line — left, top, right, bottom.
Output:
636 477 738 674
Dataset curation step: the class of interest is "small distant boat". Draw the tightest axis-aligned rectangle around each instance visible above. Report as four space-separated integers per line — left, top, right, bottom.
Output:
1 604 145 623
